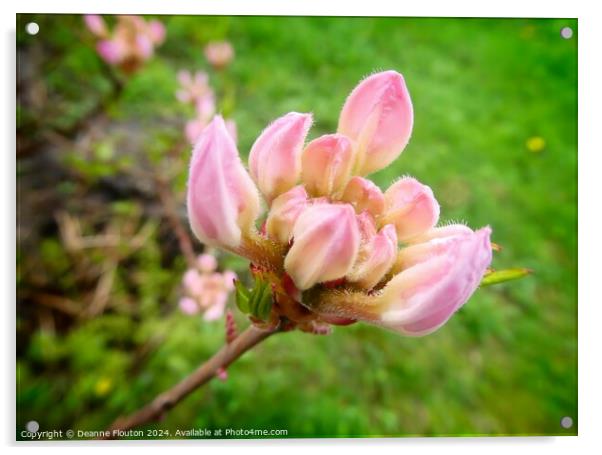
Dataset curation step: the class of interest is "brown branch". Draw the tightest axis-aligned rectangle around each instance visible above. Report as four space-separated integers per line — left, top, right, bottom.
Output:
155 176 197 269
103 325 278 438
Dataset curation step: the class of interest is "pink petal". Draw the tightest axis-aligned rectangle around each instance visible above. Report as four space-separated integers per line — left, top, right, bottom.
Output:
284 203 360 290
147 19 166 44
340 176 385 217
179 297 200 315
265 185 309 244
347 224 398 289
96 39 125 65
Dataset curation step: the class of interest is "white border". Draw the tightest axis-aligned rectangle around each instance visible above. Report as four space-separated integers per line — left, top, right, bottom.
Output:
4 1 601 453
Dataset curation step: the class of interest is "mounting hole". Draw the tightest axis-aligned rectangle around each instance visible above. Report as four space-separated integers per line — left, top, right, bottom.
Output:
25 22 39 35
560 27 573 39
561 416 573 429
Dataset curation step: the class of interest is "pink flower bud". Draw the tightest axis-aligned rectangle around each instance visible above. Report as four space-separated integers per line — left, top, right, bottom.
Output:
378 227 492 336
265 185 308 244
97 39 125 65
284 204 360 290
197 254 218 273
187 116 260 249
347 224 398 289
301 134 354 197
204 41 234 69
249 112 313 203
381 177 440 242
84 15 107 37
340 176 385 217
338 71 413 175
408 224 474 244
147 20 166 44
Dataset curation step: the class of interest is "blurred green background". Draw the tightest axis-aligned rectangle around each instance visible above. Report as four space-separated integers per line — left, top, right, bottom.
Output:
16 15 577 438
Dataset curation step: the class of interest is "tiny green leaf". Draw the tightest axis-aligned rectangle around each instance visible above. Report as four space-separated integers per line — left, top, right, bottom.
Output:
256 282 273 320
234 280 251 314
480 268 533 287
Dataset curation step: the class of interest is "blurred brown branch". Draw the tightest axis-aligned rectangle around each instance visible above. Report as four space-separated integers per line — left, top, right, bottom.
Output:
154 175 197 269
104 325 278 438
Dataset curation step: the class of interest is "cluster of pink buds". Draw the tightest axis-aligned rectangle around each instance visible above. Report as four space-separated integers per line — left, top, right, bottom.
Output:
176 70 237 145
186 70 493 336
84 15 165 74
179 253 237 321
203 41 235 70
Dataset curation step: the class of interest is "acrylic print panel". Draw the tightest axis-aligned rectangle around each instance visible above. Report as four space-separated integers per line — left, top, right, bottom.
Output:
16 14 577 440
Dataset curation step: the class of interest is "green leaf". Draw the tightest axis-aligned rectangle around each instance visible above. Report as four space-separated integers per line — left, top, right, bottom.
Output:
234 278 273 321
480 268 533 287
255 282 273 321
234 280 251 314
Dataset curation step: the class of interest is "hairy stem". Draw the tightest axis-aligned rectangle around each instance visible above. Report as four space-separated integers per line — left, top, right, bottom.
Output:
104 325 277 438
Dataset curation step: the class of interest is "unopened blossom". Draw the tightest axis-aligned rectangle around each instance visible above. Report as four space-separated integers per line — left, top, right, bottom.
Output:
249 112 313 202
84 15 165 74
380 177 440 242
84 15 108 38
187 116 260 248
340 176 385 217
301 134 354 197
204 41 235 70
284 203 360 290
265 185 308 244
338 71 413 176
186 70 493 337
180 254 237 321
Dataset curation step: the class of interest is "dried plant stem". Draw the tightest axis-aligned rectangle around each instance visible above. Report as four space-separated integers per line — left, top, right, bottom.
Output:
104 325 277 438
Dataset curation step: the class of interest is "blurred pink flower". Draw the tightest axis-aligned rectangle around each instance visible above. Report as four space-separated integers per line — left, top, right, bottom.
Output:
84 15 165 74
176 70 213 105
180 253 238 321
203 41 234 69
186 70 493 337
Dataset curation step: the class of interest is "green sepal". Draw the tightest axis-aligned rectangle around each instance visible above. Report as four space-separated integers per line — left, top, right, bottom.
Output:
234 278 273 321
480 268 532 287
234 280 251 314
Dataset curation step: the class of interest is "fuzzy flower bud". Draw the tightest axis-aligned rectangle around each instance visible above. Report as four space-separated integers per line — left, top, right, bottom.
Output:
265 185 308 244
187 116 260 249
301 134 354 197
378 227 492 336
84 15 108 37
338 70 413 176
380 177 440 242
284 204 360 290
340 176 385 217
204 41 235 70
249 112 313 203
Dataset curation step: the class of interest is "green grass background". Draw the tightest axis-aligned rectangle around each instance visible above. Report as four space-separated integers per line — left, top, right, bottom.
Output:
17 15 577 437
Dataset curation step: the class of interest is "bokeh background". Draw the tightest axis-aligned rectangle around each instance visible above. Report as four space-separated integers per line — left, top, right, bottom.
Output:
17 15 577 438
